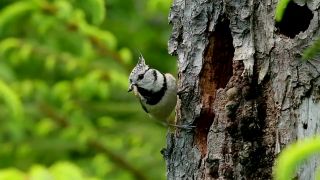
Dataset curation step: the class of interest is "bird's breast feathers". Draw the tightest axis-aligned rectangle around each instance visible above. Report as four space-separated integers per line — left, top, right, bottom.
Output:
140 73 177 120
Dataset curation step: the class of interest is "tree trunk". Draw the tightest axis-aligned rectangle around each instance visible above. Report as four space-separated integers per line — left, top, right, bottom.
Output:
163 0 320 179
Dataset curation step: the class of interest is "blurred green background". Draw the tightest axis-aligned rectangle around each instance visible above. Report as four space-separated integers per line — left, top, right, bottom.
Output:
0 0 175 179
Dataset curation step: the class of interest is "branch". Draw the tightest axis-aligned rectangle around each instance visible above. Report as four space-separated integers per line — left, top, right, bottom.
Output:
38 102 149 180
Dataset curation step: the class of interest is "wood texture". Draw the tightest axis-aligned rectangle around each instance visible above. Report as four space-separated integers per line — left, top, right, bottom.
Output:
164 0 320 179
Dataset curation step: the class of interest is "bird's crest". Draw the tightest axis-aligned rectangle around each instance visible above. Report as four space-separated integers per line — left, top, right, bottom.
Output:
129 52 149 81
138 52 146 66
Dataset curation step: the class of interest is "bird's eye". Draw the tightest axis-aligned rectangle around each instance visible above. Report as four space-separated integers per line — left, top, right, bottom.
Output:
137 74 144 80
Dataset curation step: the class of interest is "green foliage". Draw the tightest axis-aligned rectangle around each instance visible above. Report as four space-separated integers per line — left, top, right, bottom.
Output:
274 136 320 180
0 0 174 179
0 162 98 180
302 38 320 60
275 0 291 22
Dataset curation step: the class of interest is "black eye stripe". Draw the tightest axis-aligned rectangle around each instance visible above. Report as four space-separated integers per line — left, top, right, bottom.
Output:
137 67 151 80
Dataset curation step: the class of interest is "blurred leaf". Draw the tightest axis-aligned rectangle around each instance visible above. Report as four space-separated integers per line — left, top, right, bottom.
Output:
50 161 84 180
97 116 115 128
119 48 133 65
0 0 172 179
0 1 38 34
0 168 24 180
0 63 16 81
29 165 53 180
0 38 21 55
275 0 291 22
0 80 23 122
77 0 106 25
302 37 320 60
35 118 56 136
147 0 172 14
92 153 112 177
54 0 73 20
274 136 320 180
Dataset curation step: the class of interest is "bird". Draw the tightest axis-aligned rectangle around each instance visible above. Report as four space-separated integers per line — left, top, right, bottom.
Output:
128 54 193 130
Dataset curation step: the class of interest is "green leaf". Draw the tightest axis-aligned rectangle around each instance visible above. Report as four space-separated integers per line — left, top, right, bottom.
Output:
35 118 56 137
97 116 115 128
119 48 133 65
52 81 71 103
147 0 172 14
50 162 84 180
0 63 16 81
0 168 25 180
302 37 320 60
92 154 112 177
80 23 117 50
29 165 53 180
0 1 38 34
0 0 172 179
18 43 33 62
109 70 128 89
44 55 56 72
77 0 106 25
275 0 291 22
54 0 73 20
0 38 21 55
274 136 320 180
0 80 24 122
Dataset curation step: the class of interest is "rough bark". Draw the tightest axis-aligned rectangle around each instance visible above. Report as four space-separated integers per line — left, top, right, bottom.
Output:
163 0 320 179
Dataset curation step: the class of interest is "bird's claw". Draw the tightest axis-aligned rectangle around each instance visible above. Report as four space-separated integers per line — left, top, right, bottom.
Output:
168 123 196 130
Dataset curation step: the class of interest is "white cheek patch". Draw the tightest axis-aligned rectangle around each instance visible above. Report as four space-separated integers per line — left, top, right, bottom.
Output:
133 85 139 96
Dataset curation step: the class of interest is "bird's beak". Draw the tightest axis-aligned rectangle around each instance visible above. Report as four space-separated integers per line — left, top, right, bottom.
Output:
128 84 134 92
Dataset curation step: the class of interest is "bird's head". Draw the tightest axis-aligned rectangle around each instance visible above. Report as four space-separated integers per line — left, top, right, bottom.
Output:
128 54 159 93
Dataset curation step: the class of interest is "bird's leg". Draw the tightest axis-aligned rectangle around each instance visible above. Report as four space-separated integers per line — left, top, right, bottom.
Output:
166 123 196 130
157 120 195 130
149 116 195 130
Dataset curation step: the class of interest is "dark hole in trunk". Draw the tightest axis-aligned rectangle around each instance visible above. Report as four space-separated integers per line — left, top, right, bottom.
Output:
275 1 313 38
